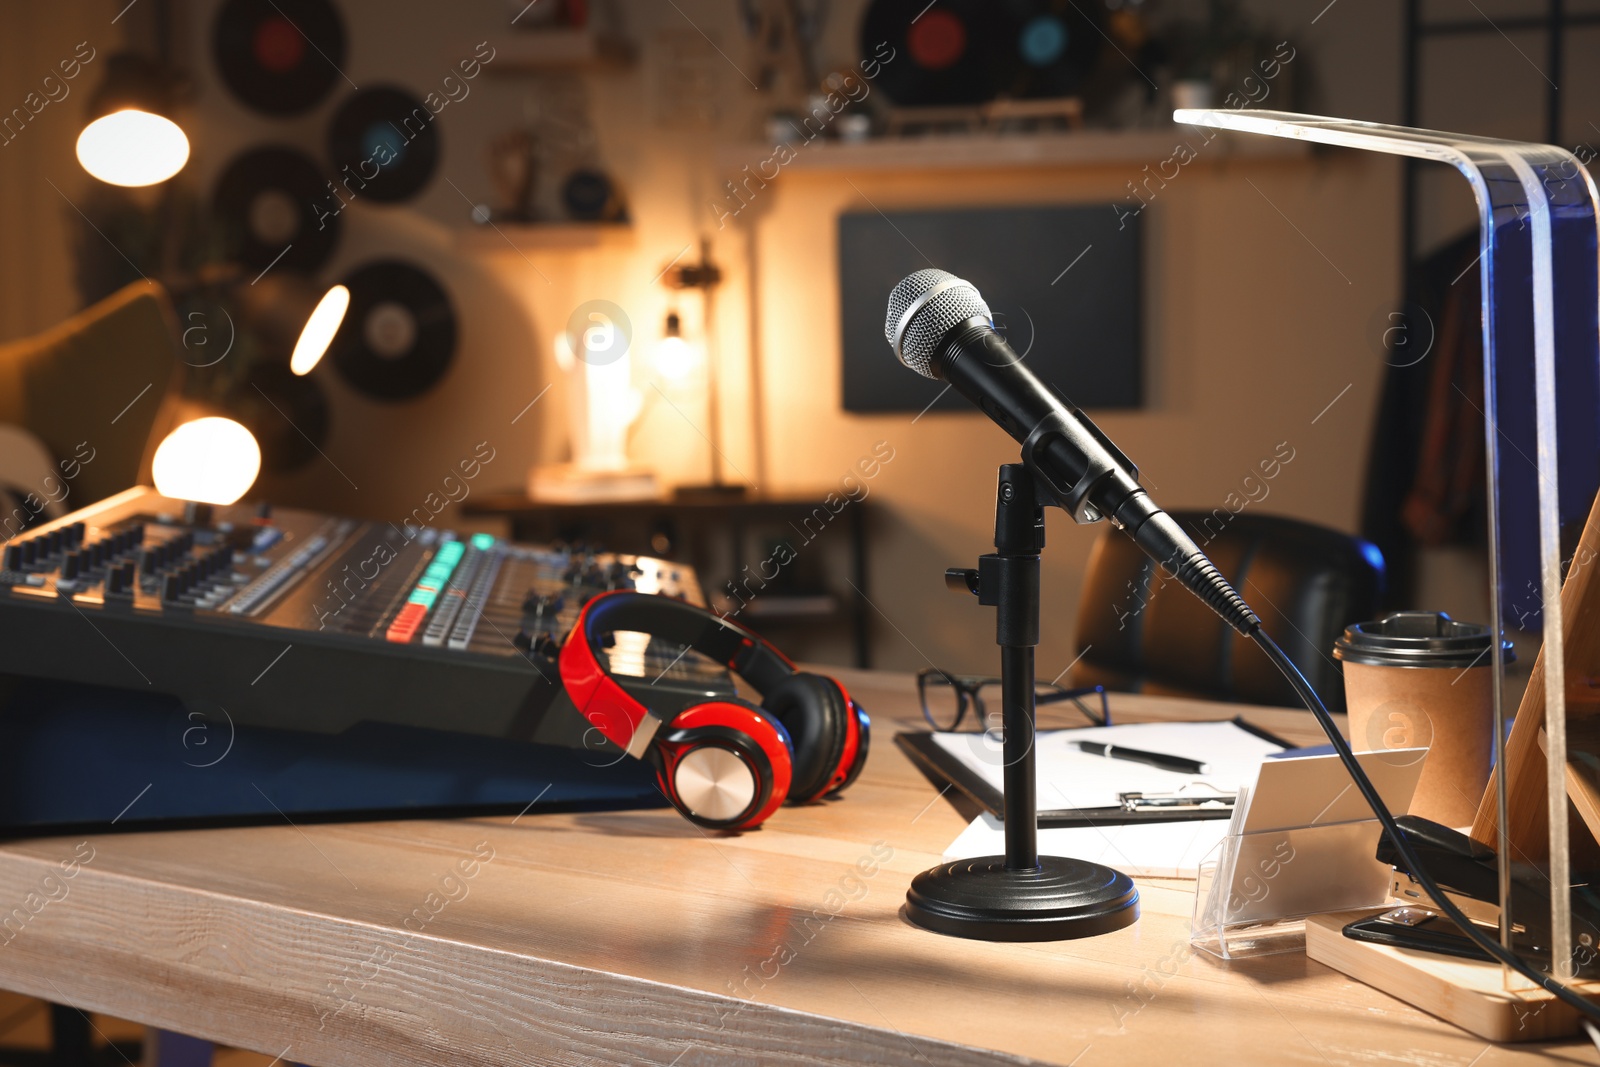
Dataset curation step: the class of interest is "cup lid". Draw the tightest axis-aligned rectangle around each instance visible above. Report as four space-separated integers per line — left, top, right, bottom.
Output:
1332 611 1515 669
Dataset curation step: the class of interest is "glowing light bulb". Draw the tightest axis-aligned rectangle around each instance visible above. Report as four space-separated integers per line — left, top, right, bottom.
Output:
152 417 261 505
653 313 700 382
76 109 189 187
653 336 698 381
291 284 350 375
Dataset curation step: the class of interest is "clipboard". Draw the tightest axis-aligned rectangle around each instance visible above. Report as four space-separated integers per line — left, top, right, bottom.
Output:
896 717 1293 828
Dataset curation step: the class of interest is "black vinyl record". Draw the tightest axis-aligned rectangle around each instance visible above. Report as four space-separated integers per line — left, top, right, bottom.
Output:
330 260 457 402
862 0 1019 106
1002 0 1104 99
326 86 440 204
213 146 339 275
213 0 346 116
238 361 332 474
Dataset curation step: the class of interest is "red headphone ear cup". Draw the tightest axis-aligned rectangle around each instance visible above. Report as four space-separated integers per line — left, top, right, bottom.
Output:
654 702 791 829
760 673 853 804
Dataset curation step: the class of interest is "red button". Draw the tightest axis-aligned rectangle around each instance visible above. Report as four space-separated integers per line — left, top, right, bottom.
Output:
386 602 428 643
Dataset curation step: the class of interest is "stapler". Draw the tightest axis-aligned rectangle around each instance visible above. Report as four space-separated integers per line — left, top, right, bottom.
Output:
1342 815 1600 977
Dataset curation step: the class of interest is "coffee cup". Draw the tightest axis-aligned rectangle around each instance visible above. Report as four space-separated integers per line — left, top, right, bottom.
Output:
1333 611 1512 828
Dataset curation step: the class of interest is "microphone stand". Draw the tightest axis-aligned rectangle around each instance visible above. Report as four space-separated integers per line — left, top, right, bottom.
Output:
904 463 1140 940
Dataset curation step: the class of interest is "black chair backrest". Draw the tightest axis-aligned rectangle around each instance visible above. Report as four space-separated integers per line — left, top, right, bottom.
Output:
1073 511 1385 712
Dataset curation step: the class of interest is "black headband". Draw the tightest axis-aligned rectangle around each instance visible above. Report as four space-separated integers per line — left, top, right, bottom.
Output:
579 591 795 695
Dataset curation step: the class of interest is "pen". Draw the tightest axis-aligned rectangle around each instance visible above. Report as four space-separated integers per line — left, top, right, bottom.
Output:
1073 741 1208 775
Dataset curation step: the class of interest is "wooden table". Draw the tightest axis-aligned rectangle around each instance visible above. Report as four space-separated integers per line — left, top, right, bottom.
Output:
0 670 1579 1066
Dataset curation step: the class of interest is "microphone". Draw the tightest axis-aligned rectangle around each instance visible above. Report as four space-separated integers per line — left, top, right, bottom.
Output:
885 268 1258 635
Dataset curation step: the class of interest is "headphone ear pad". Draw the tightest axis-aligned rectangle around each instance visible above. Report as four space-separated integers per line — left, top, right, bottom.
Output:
761 673 849 804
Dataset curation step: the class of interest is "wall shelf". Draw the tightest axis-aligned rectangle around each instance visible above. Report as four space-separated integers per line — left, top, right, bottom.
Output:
456 221 634 254
714 126 1310 175
483 29 635 72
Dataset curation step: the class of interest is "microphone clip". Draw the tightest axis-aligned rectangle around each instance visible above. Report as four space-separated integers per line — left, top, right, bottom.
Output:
1020 404 1141 525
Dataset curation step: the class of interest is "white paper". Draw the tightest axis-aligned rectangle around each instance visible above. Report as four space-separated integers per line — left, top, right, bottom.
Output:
930 720 1286 812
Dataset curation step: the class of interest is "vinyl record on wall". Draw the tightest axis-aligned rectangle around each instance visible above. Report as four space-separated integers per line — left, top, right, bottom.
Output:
1003 0 1103 99
329 260 457 402
326 86 440 203
213 146 339 274
213 0 347 116
236 361 332 473
861 0 1019 106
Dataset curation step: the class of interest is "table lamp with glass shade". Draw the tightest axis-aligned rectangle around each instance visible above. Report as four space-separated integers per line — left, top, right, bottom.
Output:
653 311 699 383
658 238 750 502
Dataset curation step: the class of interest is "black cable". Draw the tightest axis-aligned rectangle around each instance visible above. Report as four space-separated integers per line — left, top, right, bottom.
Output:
1251 627 1600 1022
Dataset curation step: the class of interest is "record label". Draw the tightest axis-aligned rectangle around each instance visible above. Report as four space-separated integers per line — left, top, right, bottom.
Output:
327 86 440 204
213 146 339 275
862 0 1016 107
1005 1 1102 99
330 260 457 402
213 0 346 116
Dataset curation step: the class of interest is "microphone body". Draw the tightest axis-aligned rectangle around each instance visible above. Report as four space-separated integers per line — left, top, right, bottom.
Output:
888 272 1258 634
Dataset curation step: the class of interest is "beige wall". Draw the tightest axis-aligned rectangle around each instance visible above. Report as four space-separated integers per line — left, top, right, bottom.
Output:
749 146 1400 673
0 4 125 344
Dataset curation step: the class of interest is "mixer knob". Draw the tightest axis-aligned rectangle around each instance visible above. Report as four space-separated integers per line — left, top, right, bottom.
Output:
67 522 85 547
162 574 182 601
20 540 37 567
2 544 20 572
105 567 124 596
61 552 81 581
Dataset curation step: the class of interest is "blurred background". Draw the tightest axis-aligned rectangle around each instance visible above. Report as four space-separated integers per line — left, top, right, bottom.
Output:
2 0 1595 686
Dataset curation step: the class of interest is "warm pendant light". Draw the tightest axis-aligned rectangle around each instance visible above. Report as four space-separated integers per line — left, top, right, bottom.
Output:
76 108 190 187
77 53 190 187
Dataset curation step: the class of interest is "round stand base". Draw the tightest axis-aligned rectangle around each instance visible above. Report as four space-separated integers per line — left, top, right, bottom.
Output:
905 855 1139 941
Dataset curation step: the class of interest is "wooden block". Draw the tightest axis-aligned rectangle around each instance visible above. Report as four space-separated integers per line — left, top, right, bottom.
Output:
1472 486 1600 867
1305 909 1600 1042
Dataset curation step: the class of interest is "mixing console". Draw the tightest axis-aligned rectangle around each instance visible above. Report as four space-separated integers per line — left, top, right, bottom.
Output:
0 487 734 831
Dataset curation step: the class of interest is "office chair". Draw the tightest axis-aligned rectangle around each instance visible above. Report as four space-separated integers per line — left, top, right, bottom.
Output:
1072 511 1386 713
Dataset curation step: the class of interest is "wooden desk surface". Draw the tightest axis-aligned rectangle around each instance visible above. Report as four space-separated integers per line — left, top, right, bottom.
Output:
0 670 1581 1067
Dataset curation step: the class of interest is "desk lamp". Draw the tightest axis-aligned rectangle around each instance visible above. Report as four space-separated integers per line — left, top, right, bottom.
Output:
150 280 346 504
658 238 746 501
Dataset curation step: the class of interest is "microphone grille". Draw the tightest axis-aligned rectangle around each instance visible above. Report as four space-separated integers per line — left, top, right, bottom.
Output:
884 269 991 379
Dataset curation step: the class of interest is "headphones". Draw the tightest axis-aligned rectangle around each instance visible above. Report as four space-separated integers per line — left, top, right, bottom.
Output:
558 591 870 830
